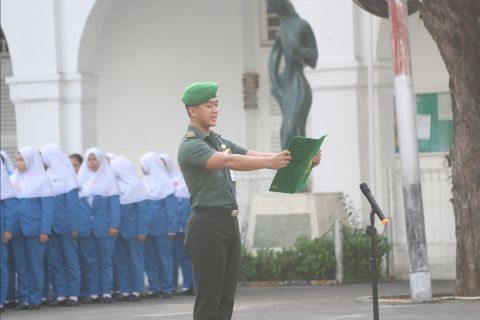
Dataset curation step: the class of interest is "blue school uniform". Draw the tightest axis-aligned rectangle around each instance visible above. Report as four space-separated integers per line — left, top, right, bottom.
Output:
172 197 194 291
113 200 147 294
144 193 178 294
10 197 53 305
46 189 81 300
1 197 17 307
77 195 120 297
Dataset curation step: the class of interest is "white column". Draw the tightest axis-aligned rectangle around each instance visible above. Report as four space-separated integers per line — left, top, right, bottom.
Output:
6 73 97 153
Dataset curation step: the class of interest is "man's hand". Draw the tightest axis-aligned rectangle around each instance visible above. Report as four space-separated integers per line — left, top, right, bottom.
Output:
3 230 12 243
39 234 49 243
312 149 322 168
138 234 146 242
268 150 292 169
71 231 79 239
109 227 119 237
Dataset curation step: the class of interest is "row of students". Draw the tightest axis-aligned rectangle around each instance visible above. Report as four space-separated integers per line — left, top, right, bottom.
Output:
0 146 194 312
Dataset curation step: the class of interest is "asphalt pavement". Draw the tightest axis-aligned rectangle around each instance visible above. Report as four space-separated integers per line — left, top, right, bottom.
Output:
2 280 479 320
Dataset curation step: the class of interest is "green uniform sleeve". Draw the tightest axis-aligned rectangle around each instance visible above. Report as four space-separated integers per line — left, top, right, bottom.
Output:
222 138 248 155
179 139 216 169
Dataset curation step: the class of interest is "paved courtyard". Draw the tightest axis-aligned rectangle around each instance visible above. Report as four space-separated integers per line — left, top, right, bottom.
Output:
2 281 478 320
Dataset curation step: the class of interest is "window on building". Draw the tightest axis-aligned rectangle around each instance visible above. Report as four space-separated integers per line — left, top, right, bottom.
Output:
260 0 281 46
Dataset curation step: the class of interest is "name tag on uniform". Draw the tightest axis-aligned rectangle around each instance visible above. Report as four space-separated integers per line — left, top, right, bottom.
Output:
229 170 236 182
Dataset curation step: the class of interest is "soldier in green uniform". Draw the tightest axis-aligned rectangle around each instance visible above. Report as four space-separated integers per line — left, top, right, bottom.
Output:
178 82 320 320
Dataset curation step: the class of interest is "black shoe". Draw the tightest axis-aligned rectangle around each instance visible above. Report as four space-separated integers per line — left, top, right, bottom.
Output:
101 296 113 304
126 294 141 302
27 303 41 310
14 302 28 311
5 301 16 309
176 288 195 296
145 292 160 299
49 299 65 307
65 299 79 307
0 305 5 313
161 292 173 299
112 292 123 301
113 295 125 302
82 297 100 304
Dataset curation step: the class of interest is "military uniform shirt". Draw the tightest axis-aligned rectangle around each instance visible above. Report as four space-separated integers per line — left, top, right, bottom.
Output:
178 126 248 209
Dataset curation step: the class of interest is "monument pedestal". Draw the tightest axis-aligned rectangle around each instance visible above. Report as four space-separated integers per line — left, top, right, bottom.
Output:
246 192 348 249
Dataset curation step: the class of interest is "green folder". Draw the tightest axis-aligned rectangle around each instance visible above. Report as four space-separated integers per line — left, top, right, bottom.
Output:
269 135 326 194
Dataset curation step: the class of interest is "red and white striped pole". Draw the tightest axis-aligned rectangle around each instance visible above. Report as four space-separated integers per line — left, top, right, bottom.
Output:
387 0 432 302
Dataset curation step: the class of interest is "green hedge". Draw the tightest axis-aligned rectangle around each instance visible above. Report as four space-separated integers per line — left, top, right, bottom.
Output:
240 227 390 283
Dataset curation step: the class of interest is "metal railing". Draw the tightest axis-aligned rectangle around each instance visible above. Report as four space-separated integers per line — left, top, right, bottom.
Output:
387 167 456 278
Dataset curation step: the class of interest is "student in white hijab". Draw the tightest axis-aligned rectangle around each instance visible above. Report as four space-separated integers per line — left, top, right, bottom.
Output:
1 161 17 312
76 147 120 304
140 151 178 298
110 156 147 301
40 144 81 306
158 153 194 295
0 153 16 309
0 150 14 175
9 147 54 310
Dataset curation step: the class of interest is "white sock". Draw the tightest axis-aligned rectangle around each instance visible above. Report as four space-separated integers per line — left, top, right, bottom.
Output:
70 296 78 302
57 296 66 302
102 294 111 298
91 294 98 299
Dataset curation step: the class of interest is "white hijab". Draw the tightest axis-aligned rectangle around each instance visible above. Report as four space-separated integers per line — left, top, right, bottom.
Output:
1 161 16 200
105 153 117 161
140 151 175 201
158 153 190 199
111 156 148 205
10 146 54 198
41 144 79 195
77 147 119 198
1 150 14 175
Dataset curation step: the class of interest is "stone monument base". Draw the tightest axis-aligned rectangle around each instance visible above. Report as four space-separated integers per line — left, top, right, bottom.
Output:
246 192 348 249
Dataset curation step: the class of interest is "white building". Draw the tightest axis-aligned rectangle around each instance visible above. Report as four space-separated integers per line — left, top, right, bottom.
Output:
0 0 455 280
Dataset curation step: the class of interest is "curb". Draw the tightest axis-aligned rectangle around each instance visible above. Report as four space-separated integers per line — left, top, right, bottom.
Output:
355 295 480 304
238 280 339 288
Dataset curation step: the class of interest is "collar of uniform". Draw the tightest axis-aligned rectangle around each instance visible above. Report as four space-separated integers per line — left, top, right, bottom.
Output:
187 125 221 141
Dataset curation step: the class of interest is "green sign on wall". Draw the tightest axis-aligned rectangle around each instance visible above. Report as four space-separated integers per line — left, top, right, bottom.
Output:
395 92 453 153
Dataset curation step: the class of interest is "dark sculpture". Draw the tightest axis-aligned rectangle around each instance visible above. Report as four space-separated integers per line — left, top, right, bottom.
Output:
268 0 318 149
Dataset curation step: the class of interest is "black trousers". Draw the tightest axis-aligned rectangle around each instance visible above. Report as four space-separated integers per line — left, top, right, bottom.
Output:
185 207 241 320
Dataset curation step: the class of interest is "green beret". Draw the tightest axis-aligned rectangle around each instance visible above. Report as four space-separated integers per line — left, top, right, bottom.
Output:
181 82 218 106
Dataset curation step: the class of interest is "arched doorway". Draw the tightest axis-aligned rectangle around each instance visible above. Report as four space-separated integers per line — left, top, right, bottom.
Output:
0 28 17 159
77 0 247 165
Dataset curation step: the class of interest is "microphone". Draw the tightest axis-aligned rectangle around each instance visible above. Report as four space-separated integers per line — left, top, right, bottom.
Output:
360 183 388 225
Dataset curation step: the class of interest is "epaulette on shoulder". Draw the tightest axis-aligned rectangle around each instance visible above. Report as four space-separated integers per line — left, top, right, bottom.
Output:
186 131 197 138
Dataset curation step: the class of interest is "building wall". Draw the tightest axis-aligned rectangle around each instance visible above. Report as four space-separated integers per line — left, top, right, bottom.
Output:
91 0 246 166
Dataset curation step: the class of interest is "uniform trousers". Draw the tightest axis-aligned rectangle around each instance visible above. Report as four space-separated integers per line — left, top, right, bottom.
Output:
6 243 16 303
144 235 173 294
185 208 241 320
113 238 145 294
172 232 194 290
0 242 7 306
11 235 47 305
78 235 116 296
47 233 80 298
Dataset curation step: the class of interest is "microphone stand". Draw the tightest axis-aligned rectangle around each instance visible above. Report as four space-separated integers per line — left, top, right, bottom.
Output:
366 207 380 320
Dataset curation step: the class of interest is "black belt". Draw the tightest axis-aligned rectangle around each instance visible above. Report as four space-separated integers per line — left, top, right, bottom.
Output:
194 206 239 217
